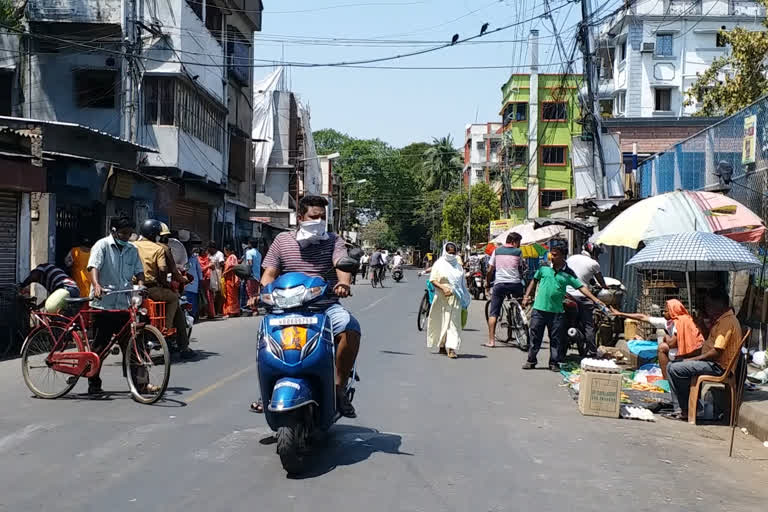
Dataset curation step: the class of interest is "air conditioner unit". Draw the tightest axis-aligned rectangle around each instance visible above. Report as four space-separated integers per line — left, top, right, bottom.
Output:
641 42 655 53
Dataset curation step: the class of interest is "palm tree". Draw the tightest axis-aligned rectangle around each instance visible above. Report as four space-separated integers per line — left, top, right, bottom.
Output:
422 135 463 191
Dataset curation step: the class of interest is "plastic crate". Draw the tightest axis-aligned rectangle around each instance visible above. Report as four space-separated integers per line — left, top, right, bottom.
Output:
144 299 167 331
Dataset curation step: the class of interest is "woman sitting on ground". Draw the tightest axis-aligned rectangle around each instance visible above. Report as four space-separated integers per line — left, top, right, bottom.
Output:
611 299 704 380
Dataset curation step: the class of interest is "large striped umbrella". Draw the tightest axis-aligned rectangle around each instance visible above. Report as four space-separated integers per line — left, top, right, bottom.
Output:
592 190 765 249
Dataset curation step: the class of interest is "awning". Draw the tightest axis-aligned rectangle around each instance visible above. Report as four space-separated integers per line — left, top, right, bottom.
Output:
532 217 594 236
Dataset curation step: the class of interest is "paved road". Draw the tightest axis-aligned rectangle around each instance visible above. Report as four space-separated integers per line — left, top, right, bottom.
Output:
1 270 766 511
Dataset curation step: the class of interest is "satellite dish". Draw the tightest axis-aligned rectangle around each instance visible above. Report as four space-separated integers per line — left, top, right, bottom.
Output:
167 238 188 267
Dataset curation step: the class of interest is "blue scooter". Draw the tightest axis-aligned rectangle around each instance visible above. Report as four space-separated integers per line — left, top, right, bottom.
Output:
257 256 360 474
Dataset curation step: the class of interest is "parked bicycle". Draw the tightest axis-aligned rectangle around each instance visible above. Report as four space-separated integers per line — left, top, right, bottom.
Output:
485 293 529 350
20 287 171 404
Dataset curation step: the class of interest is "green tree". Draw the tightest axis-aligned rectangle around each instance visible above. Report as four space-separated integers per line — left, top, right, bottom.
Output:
0 0 22 30
360 219 397 248
440 183 500 246
686 3 768 116
423 135 463 192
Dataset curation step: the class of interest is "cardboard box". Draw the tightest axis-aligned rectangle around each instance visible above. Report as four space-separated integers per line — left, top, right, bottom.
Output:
578 371 622 418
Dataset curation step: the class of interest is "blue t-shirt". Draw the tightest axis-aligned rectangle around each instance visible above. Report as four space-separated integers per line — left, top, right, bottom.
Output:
245 248 262 281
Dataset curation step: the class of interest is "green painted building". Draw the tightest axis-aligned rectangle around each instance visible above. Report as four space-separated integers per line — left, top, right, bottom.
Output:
499 73 582 220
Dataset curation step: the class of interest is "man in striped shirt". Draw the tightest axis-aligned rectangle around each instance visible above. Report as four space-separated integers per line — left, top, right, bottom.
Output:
257 195 360 417
20 264 80 299
484 232 525 348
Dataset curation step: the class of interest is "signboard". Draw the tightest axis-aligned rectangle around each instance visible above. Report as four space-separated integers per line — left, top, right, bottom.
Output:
489 218 516 238
743 115 757 165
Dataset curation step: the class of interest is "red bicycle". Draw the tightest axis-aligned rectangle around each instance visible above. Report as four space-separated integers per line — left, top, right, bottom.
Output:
20 288 171 404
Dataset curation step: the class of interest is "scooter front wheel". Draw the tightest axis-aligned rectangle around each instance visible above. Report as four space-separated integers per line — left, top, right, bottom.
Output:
277 424 306 475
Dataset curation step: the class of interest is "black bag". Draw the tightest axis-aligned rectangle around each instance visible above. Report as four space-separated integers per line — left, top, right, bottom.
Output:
233 263 252 280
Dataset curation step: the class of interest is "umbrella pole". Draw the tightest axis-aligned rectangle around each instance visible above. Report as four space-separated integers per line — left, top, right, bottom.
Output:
686 271 693 310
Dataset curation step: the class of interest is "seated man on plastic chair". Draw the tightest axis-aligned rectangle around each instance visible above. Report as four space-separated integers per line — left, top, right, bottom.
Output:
665 288 742 421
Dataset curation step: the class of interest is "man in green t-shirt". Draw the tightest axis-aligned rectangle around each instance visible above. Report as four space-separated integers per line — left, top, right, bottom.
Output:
521 244 605 371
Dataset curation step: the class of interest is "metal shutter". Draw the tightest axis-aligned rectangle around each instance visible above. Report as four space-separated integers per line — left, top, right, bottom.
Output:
172 200 211 242
0 192 18 287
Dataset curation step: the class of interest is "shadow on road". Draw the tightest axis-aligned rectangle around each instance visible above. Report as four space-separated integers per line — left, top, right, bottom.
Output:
291 425 412 479
457 353 487 359
379 350 413 356
171 350 220 365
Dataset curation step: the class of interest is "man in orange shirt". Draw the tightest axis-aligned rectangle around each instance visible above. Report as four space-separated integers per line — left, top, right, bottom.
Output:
665 288 742 421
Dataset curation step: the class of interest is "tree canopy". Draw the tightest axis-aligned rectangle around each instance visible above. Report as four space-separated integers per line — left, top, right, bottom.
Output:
686 2 768 116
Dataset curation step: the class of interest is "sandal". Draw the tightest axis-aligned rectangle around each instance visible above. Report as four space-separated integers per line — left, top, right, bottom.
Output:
481 342 496 348
447 349 458 359
250 400 264 413
438 346 447 355
662 411 687 421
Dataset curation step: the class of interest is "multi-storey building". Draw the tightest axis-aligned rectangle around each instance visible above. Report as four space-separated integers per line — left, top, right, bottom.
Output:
463 122 502 187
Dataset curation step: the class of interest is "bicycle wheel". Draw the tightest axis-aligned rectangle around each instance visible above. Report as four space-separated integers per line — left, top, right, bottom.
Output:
371 272 377 288
494 303 512 343
124 325 170 404
509 302 529 350
21 326 83 399
417 292 430 331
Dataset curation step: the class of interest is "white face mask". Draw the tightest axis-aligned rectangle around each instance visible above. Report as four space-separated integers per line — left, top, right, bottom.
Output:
296 218 328 245
444 253 457 263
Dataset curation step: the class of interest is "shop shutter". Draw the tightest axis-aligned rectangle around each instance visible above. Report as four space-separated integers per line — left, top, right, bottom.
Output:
172 200 211 242
0 192 18 287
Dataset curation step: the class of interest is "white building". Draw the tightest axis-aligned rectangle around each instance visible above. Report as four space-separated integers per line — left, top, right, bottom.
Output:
463 122 502 187
599 0 766 119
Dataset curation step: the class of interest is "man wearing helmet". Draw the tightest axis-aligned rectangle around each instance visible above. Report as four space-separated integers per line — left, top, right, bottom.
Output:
134 219 193 358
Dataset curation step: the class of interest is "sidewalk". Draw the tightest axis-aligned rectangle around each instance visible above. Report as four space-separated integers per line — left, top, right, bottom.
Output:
740 386 768 443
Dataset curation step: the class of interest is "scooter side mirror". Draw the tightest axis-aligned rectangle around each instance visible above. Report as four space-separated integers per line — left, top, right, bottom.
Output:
335 256 361 274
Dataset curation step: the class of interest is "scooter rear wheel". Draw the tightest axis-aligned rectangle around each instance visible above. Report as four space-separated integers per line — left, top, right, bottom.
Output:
277 424 305 475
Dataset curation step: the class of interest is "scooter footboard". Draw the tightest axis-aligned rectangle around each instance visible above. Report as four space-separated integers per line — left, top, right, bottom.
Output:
269 377 318 412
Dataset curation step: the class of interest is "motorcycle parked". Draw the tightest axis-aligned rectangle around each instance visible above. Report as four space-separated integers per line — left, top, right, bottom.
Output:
563 278 625 358
392 266 403 282
468 271 485 301
257 256 361 475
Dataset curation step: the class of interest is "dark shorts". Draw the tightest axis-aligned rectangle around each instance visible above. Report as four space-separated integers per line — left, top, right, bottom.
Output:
489 282 524 318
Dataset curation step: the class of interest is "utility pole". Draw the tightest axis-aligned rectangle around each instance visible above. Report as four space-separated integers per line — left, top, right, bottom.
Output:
580 0 606 199
122 0 138 142
527 29 540 220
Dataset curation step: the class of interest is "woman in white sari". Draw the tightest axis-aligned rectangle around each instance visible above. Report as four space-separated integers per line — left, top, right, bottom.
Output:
426 242 470 358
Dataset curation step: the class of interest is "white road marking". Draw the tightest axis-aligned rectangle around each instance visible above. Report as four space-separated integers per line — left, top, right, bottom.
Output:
359 293 392 312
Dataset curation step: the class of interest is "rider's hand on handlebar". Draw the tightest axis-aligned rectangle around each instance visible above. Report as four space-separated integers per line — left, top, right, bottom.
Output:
522 295 531 307
93 284 104 298
334 283 351 298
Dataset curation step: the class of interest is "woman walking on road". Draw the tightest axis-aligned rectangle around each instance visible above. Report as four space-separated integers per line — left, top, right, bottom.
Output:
426 242 470 359
222 245 241 317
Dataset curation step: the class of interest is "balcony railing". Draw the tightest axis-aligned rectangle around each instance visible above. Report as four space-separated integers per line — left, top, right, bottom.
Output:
27 0 122 25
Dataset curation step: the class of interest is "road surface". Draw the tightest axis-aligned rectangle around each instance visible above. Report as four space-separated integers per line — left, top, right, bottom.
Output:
0 270 766 511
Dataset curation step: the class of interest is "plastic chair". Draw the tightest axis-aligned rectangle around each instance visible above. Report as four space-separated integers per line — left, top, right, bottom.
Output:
687 328 751 425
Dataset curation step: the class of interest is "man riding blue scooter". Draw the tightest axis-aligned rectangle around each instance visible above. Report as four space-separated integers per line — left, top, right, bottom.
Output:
250 195 361 418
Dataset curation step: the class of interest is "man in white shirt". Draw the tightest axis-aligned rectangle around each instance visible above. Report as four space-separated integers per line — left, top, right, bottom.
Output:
392 251 403 268
565 243 607 357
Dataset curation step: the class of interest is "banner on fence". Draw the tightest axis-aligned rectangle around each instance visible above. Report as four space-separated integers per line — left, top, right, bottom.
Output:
743 115 757 165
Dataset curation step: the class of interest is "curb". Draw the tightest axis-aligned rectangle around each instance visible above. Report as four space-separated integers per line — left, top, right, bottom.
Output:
739 401 768 442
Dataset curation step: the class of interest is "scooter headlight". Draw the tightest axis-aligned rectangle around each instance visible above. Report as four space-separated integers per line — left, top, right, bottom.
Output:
260 292 275 306
271 286 307 309
302 286 324 303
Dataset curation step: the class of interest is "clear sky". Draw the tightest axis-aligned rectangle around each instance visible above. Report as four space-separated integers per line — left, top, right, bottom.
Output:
254 0 586 148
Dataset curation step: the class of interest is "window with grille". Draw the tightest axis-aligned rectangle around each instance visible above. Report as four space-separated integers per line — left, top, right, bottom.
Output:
541 146 566 165
541 190 565 208
656 34 673 57
508 145 528 166
542 102 567 121
143 77 225 151
511 189 526 209
503 102 527 124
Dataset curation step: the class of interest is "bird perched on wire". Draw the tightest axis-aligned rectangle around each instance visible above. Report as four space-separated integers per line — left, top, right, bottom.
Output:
451 33 459 45
480 23 489 35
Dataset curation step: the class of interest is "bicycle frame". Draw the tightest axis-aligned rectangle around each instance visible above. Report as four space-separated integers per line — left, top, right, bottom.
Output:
36 291 144 378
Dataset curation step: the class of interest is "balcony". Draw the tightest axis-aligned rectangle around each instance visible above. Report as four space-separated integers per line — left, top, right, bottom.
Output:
27 0 122 25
